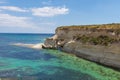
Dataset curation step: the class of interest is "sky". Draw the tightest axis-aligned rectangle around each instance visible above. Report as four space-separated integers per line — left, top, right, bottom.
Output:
0 0 120 33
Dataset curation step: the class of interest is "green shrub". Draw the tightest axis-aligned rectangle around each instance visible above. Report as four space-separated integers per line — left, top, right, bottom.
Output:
74 35 117 46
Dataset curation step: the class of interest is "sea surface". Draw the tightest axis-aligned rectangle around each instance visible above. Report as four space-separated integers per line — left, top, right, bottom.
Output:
0 33 120 80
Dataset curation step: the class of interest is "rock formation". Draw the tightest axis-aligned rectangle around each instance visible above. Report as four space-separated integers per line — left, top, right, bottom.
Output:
43 23 120 69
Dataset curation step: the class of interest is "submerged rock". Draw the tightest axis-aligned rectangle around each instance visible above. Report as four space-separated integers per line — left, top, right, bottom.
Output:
12 43 44 49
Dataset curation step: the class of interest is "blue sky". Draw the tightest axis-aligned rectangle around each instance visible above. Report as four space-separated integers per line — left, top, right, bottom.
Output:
0 0 120 33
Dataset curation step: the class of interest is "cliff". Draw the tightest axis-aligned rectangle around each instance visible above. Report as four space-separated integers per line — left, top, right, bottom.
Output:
43 23 120 69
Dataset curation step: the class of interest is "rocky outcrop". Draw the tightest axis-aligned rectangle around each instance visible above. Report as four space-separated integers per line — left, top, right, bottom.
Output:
43 23 120 69
63 41 120 69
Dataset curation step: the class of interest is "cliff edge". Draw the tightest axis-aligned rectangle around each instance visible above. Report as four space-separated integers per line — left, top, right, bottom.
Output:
43 23 120 69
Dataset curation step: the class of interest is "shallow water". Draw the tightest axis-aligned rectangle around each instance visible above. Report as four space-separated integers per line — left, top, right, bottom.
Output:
0 33 120 80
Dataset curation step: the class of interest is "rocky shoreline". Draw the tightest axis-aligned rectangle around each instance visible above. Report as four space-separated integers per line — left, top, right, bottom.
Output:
43 23 120 69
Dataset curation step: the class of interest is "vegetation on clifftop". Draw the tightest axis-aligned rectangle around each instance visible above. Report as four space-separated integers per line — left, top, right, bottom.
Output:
57 23 120 29
56 23 120 46
73 35 120 46
56 23 120 35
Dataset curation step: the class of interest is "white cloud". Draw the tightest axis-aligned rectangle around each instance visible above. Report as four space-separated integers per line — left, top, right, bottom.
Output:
31 6 69 17
0 6 69 16
0 13 36 28
0 13 56 29
0 6 28 12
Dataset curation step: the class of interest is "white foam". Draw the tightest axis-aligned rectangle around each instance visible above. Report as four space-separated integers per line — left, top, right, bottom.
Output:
12 43 44 49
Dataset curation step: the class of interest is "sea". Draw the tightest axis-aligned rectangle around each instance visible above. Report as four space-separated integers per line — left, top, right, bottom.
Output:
0 33 120 80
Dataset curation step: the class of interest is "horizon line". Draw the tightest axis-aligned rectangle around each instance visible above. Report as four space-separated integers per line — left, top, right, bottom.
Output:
0 32 54 34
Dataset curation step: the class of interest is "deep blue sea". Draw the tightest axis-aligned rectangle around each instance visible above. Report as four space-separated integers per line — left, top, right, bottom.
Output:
0 33 120 80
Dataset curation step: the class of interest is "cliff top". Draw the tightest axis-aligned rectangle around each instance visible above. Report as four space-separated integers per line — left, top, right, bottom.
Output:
55 23 120 46
57 23 120 30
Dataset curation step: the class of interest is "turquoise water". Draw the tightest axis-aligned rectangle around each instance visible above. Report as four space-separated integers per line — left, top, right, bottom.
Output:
0 33 120 80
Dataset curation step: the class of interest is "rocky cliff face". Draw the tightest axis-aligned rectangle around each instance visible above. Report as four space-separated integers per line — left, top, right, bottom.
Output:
43 23 120 69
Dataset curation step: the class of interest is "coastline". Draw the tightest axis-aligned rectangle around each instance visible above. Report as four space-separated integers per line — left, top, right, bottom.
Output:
61 43 120 70
43 23 120 70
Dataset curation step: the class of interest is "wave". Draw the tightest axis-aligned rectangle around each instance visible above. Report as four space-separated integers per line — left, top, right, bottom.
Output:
11 43 44 49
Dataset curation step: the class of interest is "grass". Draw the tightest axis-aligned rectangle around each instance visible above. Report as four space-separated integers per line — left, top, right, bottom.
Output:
56 23 120 35
57 23 120 30
73 35 119 46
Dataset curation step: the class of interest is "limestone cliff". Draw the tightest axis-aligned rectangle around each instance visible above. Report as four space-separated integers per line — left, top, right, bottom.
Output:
43 23 120 69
